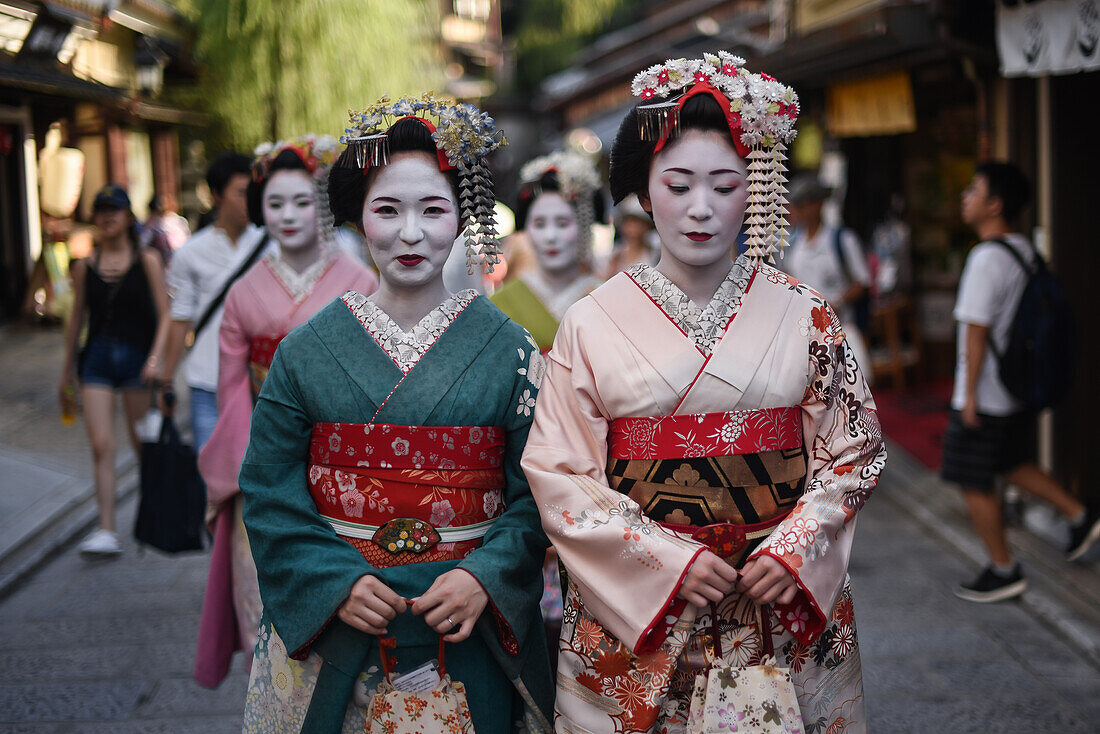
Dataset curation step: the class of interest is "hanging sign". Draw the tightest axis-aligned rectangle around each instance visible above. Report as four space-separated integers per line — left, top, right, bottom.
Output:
826 71 917 138
997 0 1100 76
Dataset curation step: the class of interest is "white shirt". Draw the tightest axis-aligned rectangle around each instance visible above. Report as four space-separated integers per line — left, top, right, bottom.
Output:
782 225 870 326
950 233 1033 416
166 224 268 391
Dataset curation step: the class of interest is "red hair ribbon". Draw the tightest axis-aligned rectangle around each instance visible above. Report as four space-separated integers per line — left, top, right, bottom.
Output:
361 116 455 176
652 81 749 158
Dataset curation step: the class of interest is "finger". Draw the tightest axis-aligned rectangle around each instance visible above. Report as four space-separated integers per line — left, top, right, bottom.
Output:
411 592 444 616
424 603 460 631
695 583 728 604
713 562 741 584
777 584 799 606
362 595 401 621
368 581 407 612
745 576 782 602
444 617 476 643
680 590 711 607
339 609 386 635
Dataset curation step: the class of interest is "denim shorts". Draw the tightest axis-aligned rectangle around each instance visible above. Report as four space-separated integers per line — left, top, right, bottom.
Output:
79 337 147 390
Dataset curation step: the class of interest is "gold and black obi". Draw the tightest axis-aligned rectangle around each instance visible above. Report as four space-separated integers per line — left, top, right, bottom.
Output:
607 406 806 565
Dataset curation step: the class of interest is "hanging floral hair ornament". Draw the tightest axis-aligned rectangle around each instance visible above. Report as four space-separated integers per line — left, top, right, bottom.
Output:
631 51 800 264
339 93 508 272
253 134 341 247
519 151 601 262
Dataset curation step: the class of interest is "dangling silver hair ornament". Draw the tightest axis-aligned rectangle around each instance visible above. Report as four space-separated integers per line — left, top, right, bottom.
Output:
631 52 800 265
253 134 341 249
519 151 602 263
339 94 508 273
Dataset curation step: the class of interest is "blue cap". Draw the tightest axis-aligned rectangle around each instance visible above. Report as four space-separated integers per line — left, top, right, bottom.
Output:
92 184 131 212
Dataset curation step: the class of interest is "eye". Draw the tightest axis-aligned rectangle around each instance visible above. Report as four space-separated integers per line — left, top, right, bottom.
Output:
715 185 738 194
424 205 445 215
267 201 283 209
667 184 689 194
373 205 398 216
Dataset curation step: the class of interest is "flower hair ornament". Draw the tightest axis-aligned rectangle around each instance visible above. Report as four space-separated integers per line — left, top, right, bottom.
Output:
339 93 508 272
631 51 800 264
253 134 341 247
519 151 601 262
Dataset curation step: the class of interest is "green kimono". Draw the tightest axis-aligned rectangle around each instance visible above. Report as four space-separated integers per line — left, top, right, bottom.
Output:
490 273 601 351
239 290 553 734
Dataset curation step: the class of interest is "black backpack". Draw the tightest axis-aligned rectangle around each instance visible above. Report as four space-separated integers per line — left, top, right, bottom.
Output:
988 239 1077 410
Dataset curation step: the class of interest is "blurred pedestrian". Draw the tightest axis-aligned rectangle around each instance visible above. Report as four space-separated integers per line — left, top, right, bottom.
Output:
140 194 191 266
943 161 1100 602
59 184 171 558
603 194 657 277
160 153 269 451
782 172 873 378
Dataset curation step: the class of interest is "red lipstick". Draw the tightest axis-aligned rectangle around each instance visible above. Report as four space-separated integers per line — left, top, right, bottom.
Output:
685 232 713 242
396 255 425 267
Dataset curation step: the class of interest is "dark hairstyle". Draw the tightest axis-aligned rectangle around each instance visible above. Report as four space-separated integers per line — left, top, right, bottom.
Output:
206 152 253 197
975 161 1031 224
247 148 312 226
328 118 461 228
514 169 608 231
609 93 737 204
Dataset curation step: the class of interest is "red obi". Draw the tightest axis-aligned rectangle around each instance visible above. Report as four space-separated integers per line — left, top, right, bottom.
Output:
308 422 506 568
608 406 803 460
249 334 285 400
606 406 806 566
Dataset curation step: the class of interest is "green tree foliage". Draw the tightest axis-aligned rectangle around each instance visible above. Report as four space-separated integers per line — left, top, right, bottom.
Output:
175 0 444 150
511 0 644 92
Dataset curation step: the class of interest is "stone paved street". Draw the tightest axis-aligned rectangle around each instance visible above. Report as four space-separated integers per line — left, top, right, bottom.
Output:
1 462 1099 733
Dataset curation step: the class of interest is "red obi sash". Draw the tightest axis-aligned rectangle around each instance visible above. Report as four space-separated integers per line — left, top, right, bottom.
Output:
608 406 803 460
249 334 285 400
606 406 805 563
308 422 505 568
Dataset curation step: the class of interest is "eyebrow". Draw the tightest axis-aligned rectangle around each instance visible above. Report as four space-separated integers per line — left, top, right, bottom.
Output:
662 167 743 176
370 196 452 204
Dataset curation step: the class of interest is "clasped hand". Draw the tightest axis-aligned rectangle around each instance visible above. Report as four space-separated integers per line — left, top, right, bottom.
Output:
337 568 488 643
677 551 799 607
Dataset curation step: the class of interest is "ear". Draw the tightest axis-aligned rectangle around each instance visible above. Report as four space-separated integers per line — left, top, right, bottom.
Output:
988 195 1004 220
637 193 652 214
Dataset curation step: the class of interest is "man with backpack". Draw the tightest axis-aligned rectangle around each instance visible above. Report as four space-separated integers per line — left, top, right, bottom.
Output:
943 161 1098 603
782 173 873 378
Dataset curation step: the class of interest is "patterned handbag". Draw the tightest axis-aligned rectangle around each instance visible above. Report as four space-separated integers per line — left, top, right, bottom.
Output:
366 637 475 734
686 603 803 734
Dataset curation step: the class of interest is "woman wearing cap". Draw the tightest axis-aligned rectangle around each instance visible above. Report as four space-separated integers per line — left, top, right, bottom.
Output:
237 97 553 733
522 53 885 732
59 184 171 558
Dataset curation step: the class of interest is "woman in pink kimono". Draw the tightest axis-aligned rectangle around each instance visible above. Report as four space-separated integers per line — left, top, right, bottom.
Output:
522 53 885 733
194 136 378 687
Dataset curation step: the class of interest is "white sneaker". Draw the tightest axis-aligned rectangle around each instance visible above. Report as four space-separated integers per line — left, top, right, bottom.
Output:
78 528 122 559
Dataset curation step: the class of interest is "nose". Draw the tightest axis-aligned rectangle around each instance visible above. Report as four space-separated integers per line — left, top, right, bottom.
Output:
686 190 712 222
399 210 424 245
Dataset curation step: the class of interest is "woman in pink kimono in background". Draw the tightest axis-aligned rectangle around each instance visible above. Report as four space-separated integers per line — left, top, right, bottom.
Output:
194 136 378 687
522 53 885 734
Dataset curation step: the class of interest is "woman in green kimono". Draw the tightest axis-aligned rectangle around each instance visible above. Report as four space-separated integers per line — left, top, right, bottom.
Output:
491 151 606 351
239 96 553 734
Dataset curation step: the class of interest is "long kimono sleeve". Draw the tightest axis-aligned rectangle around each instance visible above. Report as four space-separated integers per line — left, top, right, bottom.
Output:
197 285 253 505
522 313 705 655
239 335 372 658
750 303 886 644
457 330 550 654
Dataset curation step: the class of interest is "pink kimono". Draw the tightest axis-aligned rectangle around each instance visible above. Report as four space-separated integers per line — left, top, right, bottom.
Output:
522 257 886 733
194 250 377 688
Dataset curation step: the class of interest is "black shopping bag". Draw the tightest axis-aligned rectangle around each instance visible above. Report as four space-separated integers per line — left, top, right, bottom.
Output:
134 414 206 553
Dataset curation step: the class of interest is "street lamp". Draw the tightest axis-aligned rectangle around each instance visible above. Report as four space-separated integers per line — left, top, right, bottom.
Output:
134 38 167 97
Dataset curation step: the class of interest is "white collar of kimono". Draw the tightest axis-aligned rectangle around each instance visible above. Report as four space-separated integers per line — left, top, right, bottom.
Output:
265 248 338 303
520 270 601 321
626 255 754 356
342 289 479 374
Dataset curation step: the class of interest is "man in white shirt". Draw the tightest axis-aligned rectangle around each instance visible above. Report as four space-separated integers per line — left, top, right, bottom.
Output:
942 162 1099 603
161 153 268 450
782 174 873 375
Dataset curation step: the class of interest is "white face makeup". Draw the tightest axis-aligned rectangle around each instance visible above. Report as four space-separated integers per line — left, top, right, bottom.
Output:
526 192 580 273
262 169 318 253
361 152 459 291
643 129 748 269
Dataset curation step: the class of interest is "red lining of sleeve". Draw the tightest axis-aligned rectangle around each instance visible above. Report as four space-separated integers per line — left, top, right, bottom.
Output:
456 568 519 655
634 546 707 655
751 549 827 645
